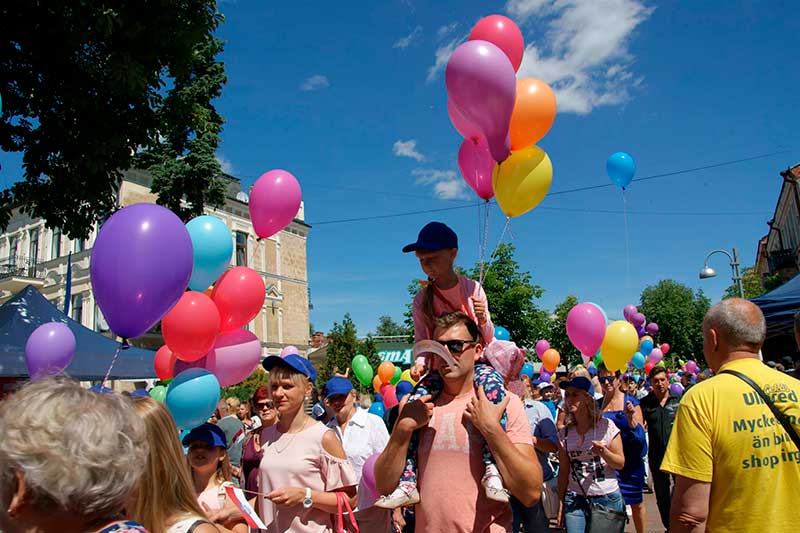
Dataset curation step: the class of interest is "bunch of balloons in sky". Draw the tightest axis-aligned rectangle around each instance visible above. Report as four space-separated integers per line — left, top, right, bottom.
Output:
447 14 557 219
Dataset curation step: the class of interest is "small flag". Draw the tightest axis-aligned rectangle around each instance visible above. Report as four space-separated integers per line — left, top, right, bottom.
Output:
224 483 268 530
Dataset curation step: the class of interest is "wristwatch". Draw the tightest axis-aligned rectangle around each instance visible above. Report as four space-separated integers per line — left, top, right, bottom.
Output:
302 487 313 509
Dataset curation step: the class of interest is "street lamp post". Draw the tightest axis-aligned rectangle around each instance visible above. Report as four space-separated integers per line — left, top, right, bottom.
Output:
699 247 744 298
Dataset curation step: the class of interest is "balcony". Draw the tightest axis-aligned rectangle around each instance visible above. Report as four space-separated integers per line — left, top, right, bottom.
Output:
0 255 46 292
767 249 797 273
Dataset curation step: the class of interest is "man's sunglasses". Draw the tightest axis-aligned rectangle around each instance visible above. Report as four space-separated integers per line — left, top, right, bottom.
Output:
598 376 618 385
255 401 274 409
436 339 477 354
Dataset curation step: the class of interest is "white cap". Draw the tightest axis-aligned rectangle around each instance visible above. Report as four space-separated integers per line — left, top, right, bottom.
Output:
538 382 554 391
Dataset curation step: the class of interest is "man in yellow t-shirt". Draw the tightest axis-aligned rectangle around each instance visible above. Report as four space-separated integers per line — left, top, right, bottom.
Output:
661 298 800 532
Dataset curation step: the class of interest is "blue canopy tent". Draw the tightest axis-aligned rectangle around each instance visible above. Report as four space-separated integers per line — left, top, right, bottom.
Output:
0 285 156 380
751 273 800 360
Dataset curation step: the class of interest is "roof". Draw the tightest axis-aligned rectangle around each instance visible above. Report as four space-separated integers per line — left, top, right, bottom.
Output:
0 285 156 380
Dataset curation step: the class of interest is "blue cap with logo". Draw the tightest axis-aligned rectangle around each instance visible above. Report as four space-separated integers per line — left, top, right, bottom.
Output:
182 423 228 449
262 353 317 382
402 222 458 253
324 376 354 399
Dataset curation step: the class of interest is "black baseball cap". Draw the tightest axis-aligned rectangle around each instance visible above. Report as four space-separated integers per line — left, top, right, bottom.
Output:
402 222 458 253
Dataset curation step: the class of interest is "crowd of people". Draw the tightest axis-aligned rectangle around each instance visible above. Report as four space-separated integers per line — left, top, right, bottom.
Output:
1 222 799 533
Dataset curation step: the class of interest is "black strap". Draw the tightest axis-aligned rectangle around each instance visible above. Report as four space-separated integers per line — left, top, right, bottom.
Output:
721 369 800 451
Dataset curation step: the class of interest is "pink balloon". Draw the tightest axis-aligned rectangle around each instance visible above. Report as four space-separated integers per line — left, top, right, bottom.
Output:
446 40 515 163
204 329 262 387
649 348 663 364
448 99 482 141
623 305 637 320
646 322 659 335
685 360 698 374
280 345 300 358
535 339 550 358
458 137 495 201
566 303 607 357
469 15 525 72
358 452 382 506
380 383 398 409
249 170 302 239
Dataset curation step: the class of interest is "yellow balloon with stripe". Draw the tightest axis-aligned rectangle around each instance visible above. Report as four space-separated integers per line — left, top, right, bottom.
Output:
492 146 553 218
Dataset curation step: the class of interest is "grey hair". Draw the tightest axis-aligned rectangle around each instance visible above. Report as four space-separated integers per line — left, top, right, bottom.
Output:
0 377 148 519
705 298 766 349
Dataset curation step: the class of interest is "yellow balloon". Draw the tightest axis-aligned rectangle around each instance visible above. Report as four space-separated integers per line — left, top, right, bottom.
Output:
492 146 553 218
400 369 417 386
600 320 639 371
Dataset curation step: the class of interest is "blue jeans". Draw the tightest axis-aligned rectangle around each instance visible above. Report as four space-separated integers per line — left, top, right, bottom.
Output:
510 496 549 532
564 490 624 533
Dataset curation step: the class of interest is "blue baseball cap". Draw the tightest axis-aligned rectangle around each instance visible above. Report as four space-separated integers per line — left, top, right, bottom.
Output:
263 353 317 382
559 376 594 396
402 222 458 253
182 423 227 449
324 376 354 399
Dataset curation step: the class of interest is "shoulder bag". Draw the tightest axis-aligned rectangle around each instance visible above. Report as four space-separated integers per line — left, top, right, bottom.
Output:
333 492 360 533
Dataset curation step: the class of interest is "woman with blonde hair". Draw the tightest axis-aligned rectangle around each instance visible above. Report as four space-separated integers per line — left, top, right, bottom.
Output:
556 376 626 532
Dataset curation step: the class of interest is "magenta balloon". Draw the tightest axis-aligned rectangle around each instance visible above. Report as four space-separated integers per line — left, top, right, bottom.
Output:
249 169 302 239
646 322 659 334
91 204 193 339
280 345 300 358
649 348 663 364
445 40 516 163
623 305 637 320
685 360 698 374
566 303 607 356
447 99 482 141
632 312 646 327
25 322 77 380
458 137 495 201
535 339 550 358
204 329 262 387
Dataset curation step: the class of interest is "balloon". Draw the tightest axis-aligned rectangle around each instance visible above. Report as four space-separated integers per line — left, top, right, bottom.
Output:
399 369 416 385
446 40 516 162
211 267 266 332
352 355 373 386
448 98 482 141
25 322 76 380
509 78 556 149
396 380 414 400
636 326 647 338
390 366 402 385
166 368 220 430
458 137 496 201
643 362 654 375
623 304 638 321
374 394 384 404
249 169 302 239
280 345 300 357
535 339 550 358
378 361 396 384
566 303 607 357
586 302 609 325
539 369 552 383
155 345 177 381
649 348 663 364
646 322 659 335
469 14 524 72
520 362 535 379
606 152 636 189
542 349 560 373
494 326 511 341
372 375 383 393
186 215 233 291
669 383 684 396
360 452 381 504
204 329 262 387
639 338 654 356
173 355 207 376
600 321 639 372
492 145 553 218
91 203 193 339
685 360 698 374
162 291 221 361
380 383 399 409
150 385 167 403
368 402 385 418
594 352 603 367
632 312 646 327
660 343 670 354
631 352 645 370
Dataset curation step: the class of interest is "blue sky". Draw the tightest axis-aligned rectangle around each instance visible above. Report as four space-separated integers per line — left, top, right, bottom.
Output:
3 0 800 337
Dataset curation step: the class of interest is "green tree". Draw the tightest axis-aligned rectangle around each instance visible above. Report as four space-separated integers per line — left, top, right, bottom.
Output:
318 313 381 393
723 266 783 299
0 1 227 237
639 280 711 367
221 366 270 402
547 295 581 368
375 315 409 337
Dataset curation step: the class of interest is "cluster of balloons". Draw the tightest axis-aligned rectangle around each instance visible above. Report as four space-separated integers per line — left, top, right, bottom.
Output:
518 338 560 382
447 14 556 219
561 301 638 372
24 322 77 380
361 360 417 418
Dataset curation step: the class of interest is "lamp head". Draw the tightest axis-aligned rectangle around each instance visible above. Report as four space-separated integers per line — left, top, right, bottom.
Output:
699 266 717 279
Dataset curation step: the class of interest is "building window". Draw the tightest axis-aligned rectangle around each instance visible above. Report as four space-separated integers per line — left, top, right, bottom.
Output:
51 228 61 260
74 238 85 253
236 231 247 266
71 294 83 325
29 229 39 265
94 303 109 332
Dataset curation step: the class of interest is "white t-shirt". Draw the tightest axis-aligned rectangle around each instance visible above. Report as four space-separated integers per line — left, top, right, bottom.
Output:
560 417 620 497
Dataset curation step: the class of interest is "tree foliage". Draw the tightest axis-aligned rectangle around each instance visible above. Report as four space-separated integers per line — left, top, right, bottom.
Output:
375 315 409 337
547 295 581 368
0 1 227 237
639 280 710 367
318 313 381 394
723 266 783 300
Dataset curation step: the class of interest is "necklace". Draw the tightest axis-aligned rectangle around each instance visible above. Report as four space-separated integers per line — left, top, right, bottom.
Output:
271 416 310 454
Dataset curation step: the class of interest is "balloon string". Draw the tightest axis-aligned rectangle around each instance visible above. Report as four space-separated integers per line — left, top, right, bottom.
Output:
480 216 511 285
478 200 491 285
102 342 124 387
622 189 631 287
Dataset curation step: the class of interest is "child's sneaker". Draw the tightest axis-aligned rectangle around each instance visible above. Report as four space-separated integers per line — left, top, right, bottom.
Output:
374 482 420 509
482 464 509 503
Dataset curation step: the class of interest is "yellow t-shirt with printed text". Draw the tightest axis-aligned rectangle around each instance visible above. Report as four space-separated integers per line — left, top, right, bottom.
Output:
661 358 800 532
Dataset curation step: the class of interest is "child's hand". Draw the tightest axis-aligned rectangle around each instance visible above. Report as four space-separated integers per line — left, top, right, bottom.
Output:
464 387 509 437
472 297 487 325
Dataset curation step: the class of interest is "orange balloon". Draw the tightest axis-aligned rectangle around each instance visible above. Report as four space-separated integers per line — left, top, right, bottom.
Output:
372 375 383 393
542 348 561 373
378 361 396 384
509 78 557 150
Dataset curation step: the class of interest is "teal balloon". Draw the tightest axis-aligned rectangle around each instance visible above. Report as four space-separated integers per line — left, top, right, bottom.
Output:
186 215 233 291
495 326 510 341
631 351 645 370
520 362 534 379
166 368 220 430
606 152 636 189
640 338 654 356
368 402 385 418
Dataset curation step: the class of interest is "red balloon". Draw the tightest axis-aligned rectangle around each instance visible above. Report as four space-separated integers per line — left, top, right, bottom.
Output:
162 291 221 361
469 15 525 72
644 362 655 374
380 383 399 409
660 343 670 354
154 345 177 380
211 267 266 332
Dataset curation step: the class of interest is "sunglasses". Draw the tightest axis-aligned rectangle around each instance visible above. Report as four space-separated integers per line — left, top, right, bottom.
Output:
598 376 618 384
255 401 274 410
436 339 477 354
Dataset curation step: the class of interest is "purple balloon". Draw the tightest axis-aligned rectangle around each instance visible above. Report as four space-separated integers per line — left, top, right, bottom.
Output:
669 383 684 396
636 325 647 338
623 304 638 320
446 40 516 163
646 322 659 334
91 204 193 339
539 369 552 383
25 322 76 380
632 312 646 327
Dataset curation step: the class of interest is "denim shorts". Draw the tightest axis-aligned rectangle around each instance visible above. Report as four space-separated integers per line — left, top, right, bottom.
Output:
563 489 624 532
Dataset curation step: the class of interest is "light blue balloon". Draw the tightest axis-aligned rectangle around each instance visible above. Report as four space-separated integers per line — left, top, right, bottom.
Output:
606 152 636 189
631 351 645 370
495 326 511 341
520 362 535 380
586 301 609 325
640 338 654 356
368 402 385 418
186 215 233 291
166 368 220 430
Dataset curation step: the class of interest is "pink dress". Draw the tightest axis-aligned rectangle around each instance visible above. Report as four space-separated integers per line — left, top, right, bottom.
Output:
257 422 357 533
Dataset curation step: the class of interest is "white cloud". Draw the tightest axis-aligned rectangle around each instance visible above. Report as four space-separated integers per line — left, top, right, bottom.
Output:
507 0 653 114
426 35 467 82
393 139 426 162
436 22 460 39
300 74 330 92
393 26 422 49
216 154 235 175
411 168 470 200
